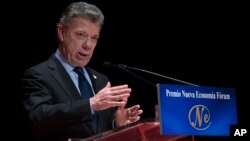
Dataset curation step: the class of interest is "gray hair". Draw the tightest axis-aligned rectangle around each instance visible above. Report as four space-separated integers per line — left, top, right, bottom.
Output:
58 1 104 27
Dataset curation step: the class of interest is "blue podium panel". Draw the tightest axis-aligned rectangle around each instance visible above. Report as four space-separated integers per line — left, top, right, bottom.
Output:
157 84 237 136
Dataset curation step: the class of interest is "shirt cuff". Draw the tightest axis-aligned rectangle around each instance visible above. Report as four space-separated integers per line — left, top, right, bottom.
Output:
112 119 116 129
89 100 95 114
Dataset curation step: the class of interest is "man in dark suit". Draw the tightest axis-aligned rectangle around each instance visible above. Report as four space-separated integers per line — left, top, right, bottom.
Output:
22 1 143 141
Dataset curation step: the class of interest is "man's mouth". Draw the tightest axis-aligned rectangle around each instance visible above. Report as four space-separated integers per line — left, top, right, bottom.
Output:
78 52 87 57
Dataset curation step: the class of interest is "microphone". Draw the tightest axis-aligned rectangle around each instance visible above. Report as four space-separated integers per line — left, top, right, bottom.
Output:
103 62 117 68
103 62 198 87
103 62 156 87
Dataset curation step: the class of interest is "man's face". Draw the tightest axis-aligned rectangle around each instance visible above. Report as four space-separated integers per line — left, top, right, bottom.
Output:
57 17 100 67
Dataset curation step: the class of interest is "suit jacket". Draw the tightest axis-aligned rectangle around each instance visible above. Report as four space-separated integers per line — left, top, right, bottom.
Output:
22 54 115 141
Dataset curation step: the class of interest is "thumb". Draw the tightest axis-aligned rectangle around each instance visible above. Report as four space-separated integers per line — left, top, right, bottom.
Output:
97 82 111 94
105 82 111 88
118 97 128 109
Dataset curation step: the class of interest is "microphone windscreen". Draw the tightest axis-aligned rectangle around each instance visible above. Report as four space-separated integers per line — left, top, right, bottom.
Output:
103 62 112 68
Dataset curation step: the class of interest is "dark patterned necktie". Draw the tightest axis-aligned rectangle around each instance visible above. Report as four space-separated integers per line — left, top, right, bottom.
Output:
73 67 94 99
73 67 97 134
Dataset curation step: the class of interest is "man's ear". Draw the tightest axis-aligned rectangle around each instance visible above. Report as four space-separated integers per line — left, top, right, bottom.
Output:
57 25 65 42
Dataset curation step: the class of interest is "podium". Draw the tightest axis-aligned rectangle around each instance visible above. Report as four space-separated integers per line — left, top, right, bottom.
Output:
69 119 194 141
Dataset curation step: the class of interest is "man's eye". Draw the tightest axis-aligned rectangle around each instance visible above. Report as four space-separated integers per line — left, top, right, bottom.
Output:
93 37 99 40
77 33 87 37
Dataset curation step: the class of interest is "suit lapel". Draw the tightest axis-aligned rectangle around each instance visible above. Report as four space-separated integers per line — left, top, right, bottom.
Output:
47 55 81 99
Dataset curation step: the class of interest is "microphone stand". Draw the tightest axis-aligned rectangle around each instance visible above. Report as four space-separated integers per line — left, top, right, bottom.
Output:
119 64 199 87
115 65 156 88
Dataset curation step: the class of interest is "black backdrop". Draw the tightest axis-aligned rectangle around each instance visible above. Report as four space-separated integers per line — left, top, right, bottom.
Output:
4 0 248 140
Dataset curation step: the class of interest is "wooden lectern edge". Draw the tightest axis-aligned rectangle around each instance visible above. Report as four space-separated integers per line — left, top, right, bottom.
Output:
68 119 195 141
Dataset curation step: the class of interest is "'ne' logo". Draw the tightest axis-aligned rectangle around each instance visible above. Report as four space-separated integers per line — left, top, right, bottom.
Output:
188 105 211 130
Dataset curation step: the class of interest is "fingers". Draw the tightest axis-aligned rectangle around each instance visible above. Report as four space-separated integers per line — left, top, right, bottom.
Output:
127 105 143 119
91 83 132 111
109 84 128 91
128 116 140 123
91 98 128 111
108 93 130 102
130 109 143 118
124 105 143 125
114 104 143 127
109 87 131 96
128 105 141 113
103 83 131 96
109 89 131 97
104 84 131 101
108 101 127 107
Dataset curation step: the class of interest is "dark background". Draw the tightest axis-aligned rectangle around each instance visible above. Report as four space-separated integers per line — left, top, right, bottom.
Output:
3 0 248 140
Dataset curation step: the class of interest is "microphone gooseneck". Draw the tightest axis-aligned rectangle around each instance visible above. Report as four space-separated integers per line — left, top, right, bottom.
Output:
119 64 198 87
103 62 156 87
103 62 198 87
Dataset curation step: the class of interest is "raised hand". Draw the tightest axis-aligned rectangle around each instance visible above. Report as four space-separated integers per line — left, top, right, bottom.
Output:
114 98 143 127
90 82 131 111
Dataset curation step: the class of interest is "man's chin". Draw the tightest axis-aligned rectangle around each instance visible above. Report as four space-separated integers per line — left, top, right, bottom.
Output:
76 61 89 67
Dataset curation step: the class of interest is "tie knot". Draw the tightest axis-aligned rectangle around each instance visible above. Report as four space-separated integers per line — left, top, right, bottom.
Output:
73 67 85 76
